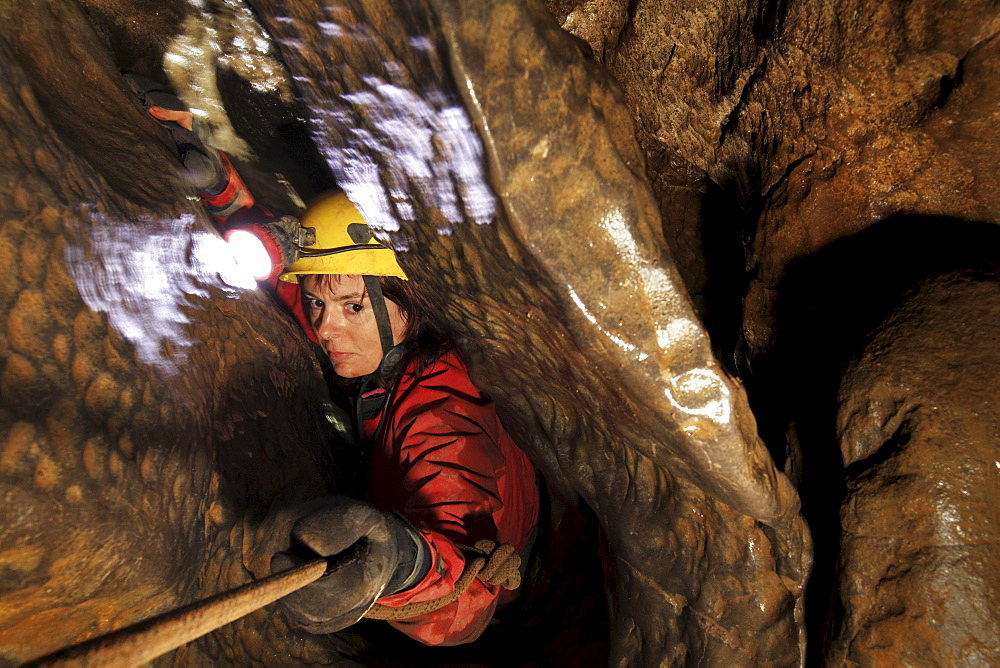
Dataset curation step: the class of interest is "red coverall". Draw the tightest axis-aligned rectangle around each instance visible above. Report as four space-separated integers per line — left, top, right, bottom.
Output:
362 350 539 645
202 162 540 646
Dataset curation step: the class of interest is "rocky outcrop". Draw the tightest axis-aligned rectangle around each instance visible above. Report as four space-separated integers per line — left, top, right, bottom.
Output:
833 270 1000 665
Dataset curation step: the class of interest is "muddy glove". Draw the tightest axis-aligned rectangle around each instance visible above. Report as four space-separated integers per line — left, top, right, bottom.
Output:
271 496 431 634
122 72 225 192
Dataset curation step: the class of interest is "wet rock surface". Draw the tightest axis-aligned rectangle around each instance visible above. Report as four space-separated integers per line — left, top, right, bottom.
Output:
548 0 1000 359
833 270 1000 665
0 2 351 664
253 1 806 664
0 0 996 665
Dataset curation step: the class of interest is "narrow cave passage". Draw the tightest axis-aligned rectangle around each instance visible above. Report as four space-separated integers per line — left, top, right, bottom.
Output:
116 50 614 666
3 1 998 665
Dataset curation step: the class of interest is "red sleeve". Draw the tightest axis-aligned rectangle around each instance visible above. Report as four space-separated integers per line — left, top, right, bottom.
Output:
365 354 538 646
200 151 256 223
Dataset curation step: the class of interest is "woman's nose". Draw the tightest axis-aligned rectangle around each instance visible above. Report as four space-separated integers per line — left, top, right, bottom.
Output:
314 311 344 340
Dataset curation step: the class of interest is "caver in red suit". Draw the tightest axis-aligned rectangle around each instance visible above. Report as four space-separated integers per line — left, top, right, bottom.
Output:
360 349 538 645
134 74 541 645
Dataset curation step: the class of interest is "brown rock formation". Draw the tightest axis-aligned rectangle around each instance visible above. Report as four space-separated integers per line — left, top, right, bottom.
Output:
834 268 1000 665
0 0 996 665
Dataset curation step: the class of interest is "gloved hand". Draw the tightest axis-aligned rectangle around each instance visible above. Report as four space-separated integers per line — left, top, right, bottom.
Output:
271 496 431 634
122 72 226 192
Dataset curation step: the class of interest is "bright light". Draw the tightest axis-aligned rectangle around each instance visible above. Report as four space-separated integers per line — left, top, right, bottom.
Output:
66 213 256 376
227 229 274 280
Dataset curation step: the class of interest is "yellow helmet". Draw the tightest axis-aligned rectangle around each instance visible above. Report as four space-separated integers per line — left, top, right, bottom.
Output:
278 191 407 283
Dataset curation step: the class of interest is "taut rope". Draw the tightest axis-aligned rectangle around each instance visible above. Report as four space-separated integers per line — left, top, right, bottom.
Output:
27 542 520 666
28 558 328 667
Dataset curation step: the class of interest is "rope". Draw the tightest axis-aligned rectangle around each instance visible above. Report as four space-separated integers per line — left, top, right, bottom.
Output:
28 540 521 663
27 558 329 667
364 540 521 621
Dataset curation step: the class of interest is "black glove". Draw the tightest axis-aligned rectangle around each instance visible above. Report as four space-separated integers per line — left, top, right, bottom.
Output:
122 72 225 192
271 496 431 634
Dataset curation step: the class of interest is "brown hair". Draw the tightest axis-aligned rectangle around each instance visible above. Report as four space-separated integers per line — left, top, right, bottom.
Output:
377 275 452 384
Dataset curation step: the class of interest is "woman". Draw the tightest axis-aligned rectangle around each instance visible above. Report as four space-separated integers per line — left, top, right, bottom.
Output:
269 193 540 647
127 75 539 645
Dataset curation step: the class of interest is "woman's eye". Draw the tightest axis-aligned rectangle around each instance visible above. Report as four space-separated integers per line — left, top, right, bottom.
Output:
347 303 364 314
306 298 323 310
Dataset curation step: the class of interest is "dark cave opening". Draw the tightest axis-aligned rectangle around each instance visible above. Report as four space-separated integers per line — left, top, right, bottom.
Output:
698 175 755 376
213 68 334 214
742 215 1000 663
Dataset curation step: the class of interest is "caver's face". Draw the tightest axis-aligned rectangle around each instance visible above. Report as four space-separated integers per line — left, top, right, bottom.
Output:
302 274 407 378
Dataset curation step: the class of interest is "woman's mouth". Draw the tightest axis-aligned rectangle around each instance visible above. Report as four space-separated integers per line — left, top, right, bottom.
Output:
328 351 355 361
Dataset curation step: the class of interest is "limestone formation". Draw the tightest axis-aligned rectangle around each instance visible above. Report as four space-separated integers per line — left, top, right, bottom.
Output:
0 0 996 665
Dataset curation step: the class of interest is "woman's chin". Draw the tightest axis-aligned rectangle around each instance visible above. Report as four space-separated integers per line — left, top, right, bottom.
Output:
333 361 377 379
333 365 359 379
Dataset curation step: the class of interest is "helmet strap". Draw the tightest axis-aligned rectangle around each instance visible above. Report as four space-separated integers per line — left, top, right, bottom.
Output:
362 274 395 360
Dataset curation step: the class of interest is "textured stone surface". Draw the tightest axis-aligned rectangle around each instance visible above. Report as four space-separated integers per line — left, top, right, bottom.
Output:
0 0 997 665
547 0 1000 356
833 270 1000 666
547 0 1000 662
0 1 349 664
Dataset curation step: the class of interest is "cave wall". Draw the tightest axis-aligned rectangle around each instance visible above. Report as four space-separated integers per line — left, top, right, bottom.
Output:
0 1 358 663
834 270 1000 665
0 0 997 665
547 0 1000 662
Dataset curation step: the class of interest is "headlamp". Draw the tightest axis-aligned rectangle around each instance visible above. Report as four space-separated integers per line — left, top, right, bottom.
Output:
223 215 315 282
224 228 280 281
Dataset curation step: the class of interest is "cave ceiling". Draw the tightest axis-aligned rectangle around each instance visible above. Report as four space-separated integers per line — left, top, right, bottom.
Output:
0 0 997 666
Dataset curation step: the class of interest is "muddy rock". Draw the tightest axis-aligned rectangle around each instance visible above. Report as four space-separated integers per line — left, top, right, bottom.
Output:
833 270 1000 665
0 2 348 663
